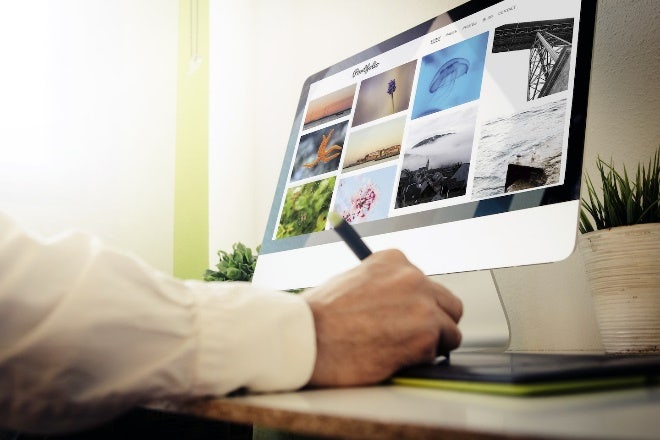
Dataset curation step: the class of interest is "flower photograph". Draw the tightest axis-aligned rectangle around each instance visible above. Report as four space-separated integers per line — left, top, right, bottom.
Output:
333 166 397 224
352 60 417 127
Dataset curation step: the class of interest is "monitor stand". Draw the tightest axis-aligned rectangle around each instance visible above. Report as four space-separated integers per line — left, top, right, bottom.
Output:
491 248 604 353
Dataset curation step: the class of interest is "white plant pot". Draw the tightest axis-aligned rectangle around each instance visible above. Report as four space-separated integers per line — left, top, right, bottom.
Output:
579 223 660 354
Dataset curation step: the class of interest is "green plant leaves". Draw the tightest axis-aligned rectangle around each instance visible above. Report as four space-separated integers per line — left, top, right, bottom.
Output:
203 242 260 282
203 243 305 293
580 146 660 233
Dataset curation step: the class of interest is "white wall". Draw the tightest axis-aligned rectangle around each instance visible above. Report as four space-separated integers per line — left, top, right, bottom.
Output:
0 0 178 273
583 0 660 170
208 0 258 264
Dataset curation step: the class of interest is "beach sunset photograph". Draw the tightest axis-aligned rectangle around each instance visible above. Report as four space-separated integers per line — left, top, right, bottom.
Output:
303 84 357 131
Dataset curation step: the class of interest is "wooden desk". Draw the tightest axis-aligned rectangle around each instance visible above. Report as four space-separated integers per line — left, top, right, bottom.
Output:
162 384 660 439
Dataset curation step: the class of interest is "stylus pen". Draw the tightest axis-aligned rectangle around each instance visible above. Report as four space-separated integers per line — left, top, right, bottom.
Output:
328 211 450 363
328 212 372 260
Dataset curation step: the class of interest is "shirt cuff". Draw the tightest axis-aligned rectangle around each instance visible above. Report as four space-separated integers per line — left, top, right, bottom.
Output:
189 282 316 395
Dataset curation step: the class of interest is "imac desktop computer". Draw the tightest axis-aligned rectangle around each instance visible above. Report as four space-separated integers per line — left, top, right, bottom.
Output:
251 0 660 393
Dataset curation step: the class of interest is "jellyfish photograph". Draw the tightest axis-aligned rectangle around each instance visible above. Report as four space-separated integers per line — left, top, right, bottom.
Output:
429 57 470 95
412 32 489 119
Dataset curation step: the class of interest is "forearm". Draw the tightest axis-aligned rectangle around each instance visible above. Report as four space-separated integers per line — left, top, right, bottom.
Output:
0 214 315 434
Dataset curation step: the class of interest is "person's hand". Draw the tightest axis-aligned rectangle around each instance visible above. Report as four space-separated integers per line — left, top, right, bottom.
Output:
302 249 462 387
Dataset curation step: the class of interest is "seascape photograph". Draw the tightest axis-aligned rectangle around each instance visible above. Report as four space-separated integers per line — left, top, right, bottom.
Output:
471 97 568 199
342 116 405 172
395 103 478 208
411 32 489 119
290 120 348 182
351 60 417 127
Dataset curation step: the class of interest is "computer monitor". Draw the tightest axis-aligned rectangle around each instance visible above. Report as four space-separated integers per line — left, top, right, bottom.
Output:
253 0 596 291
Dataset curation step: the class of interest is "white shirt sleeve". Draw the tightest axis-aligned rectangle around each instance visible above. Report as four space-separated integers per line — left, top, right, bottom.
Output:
0 213 316 434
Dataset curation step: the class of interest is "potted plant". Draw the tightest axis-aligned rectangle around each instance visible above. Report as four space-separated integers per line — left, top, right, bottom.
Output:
578 146 660 354
204 243 305 294
204 242 259 282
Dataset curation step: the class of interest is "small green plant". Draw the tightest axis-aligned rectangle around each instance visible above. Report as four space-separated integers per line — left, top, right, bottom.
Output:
204 243 305 293
579 146 660 233
204 242 260 282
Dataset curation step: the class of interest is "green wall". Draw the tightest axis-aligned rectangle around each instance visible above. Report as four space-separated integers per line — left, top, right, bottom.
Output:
174 0 209 279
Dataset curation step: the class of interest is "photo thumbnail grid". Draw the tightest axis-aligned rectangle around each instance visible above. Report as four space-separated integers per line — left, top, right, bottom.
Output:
275 14 575 240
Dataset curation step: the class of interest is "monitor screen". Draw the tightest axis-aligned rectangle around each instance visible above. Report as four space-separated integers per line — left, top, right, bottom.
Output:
253 0 596 290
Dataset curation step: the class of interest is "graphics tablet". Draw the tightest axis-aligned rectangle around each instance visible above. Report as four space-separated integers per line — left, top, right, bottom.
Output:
393 352 660 396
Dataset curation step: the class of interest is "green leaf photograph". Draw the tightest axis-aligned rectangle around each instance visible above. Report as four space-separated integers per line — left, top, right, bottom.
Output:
276 176 336 239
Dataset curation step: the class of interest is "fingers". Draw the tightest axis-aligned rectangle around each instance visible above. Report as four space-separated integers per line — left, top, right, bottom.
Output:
430 282 463 356
435 312 463 355
433 282 463 323
369 248 463 347
412 265 463 356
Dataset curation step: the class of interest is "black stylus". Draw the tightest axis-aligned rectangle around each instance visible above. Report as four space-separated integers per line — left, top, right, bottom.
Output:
328 212 372 260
